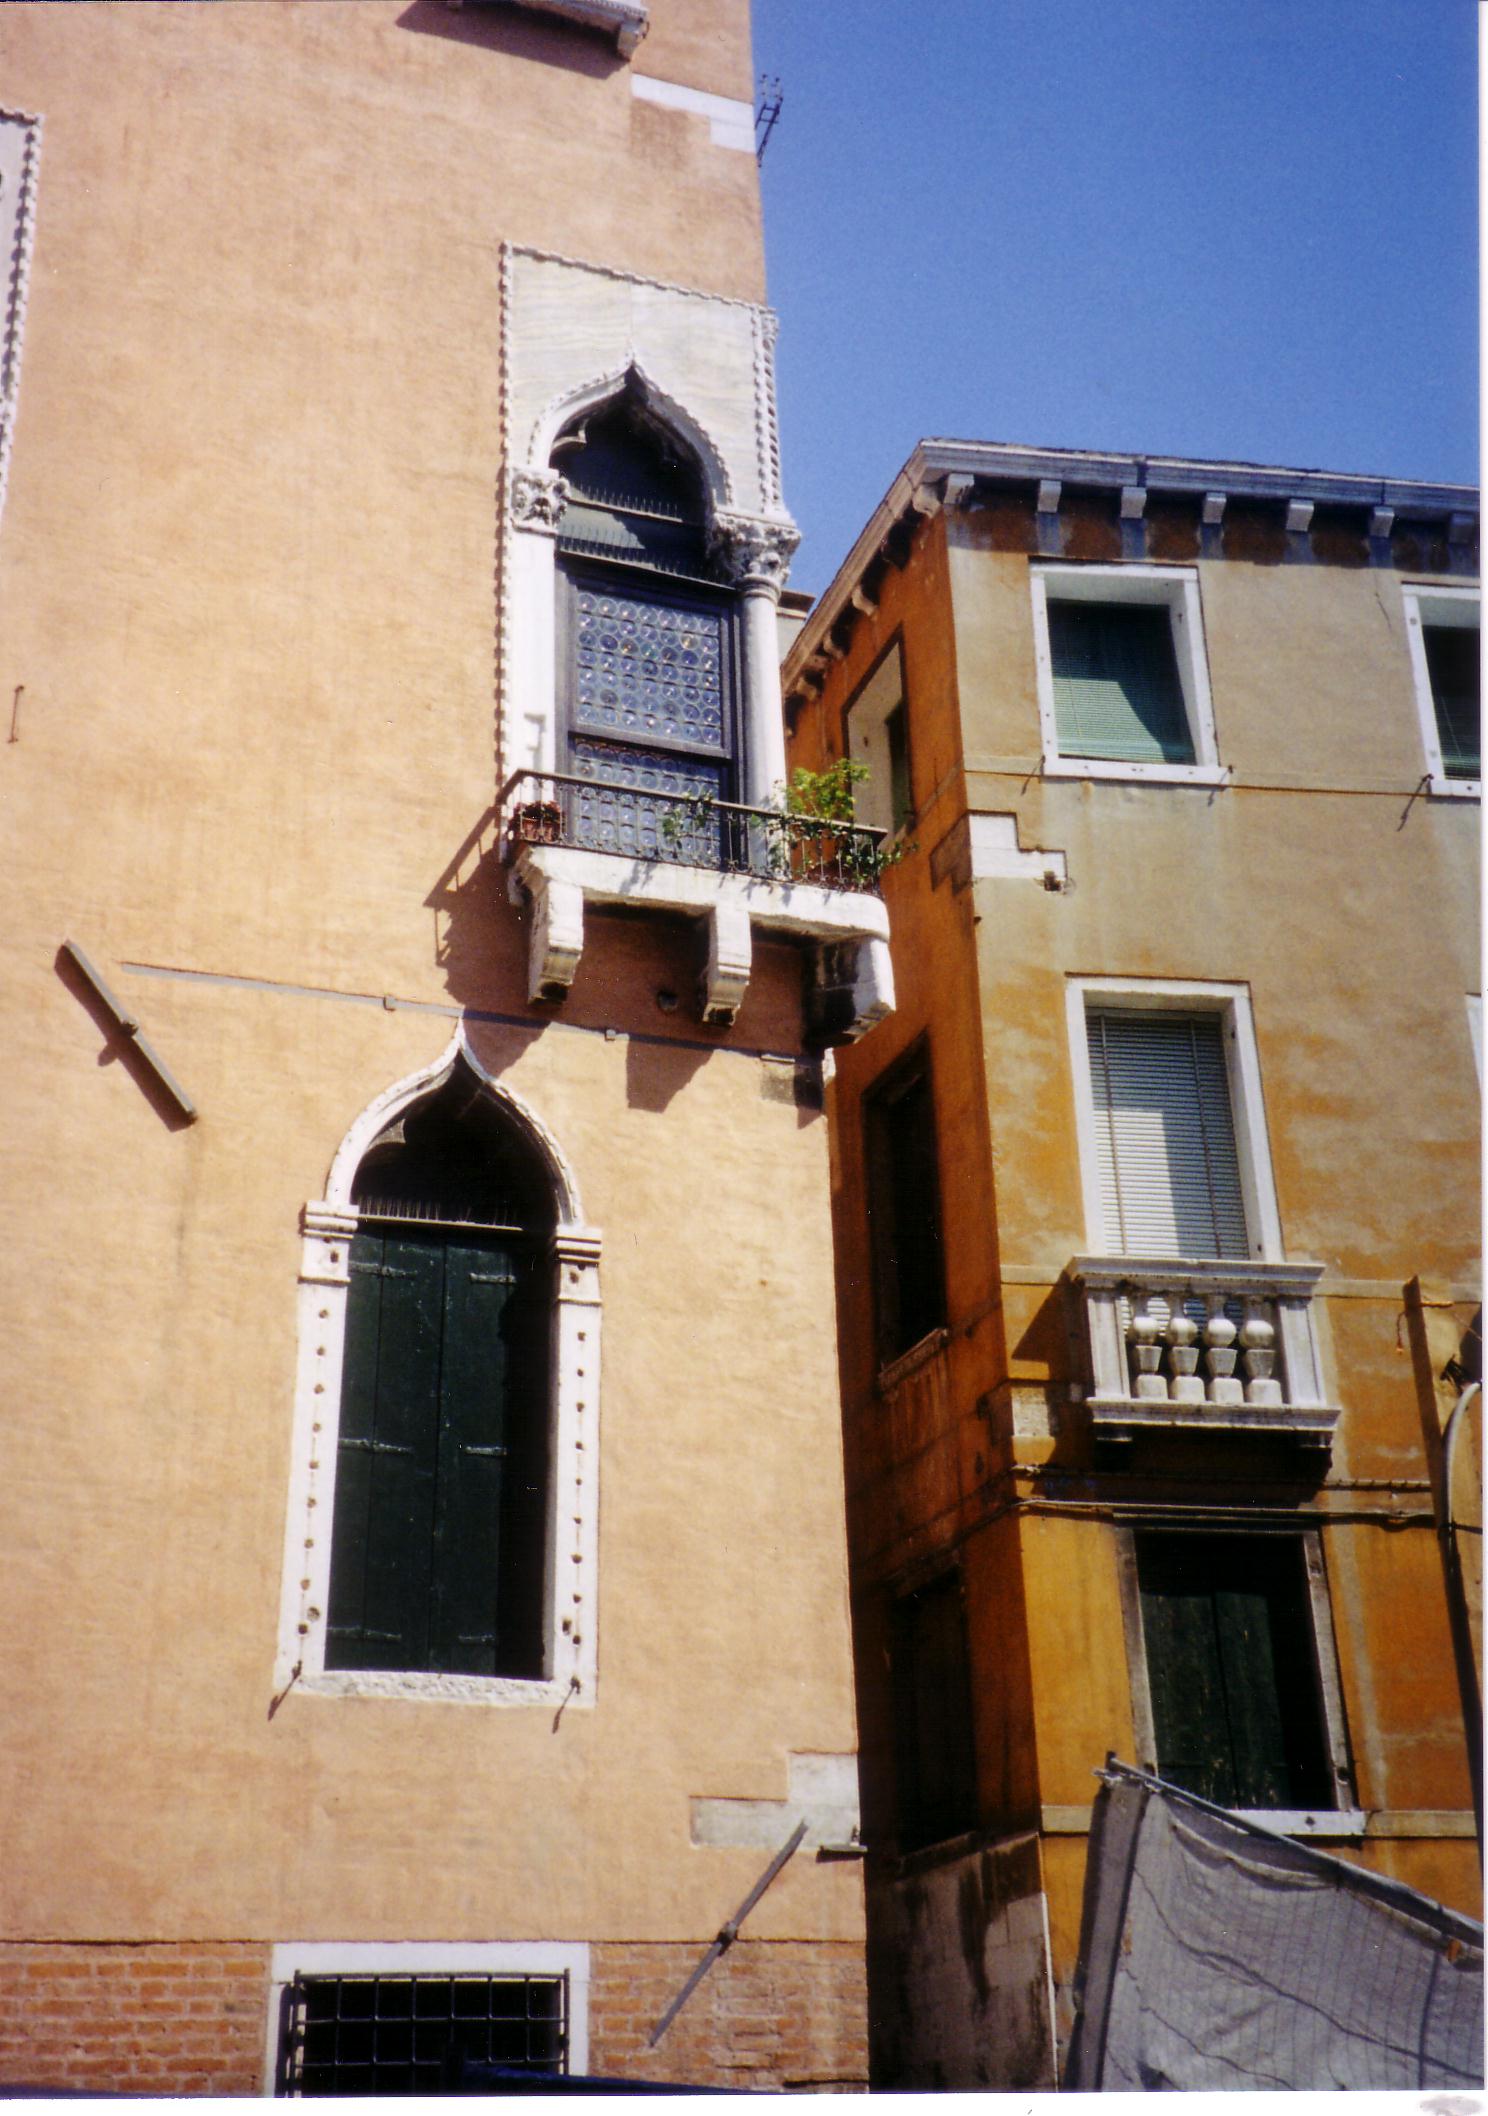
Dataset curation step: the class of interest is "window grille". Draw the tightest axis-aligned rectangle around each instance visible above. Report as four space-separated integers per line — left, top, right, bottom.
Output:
276 1971 568 2096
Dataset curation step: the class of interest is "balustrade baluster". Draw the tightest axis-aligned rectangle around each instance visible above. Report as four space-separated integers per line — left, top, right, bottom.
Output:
1165 1292 1205 1405
1127 1295 1168 1400
1240 1302 1284 1406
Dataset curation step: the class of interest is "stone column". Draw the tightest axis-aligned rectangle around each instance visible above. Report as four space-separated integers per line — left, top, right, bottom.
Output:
712 512 800 808
506 468 569 782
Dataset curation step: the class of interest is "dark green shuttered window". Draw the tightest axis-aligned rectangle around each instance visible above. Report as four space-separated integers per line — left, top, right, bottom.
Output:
325 1071 553 1680
864 1045 946 1364
891 1572 979 1852
1136 1534 1334 1810
1048 600 1194 765
1424 623 1481 779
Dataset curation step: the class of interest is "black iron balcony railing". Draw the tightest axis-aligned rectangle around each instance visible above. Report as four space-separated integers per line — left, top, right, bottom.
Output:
503 769 888 895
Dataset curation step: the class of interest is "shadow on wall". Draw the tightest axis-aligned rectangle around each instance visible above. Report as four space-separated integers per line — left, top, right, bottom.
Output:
394 0 627 79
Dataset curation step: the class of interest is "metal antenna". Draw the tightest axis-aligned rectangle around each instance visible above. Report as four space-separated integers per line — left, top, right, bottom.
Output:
755 74 782 164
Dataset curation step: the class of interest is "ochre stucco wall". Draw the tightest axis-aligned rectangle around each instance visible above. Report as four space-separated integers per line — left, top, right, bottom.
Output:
795 494 1480 2081
0 3 866 2079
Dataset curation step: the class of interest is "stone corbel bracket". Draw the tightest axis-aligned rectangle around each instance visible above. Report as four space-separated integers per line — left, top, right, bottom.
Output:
446 0 649 58
509 842 894 1040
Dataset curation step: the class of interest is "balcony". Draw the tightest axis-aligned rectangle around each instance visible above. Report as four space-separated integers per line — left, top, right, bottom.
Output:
503 770 895 1037
1069 1257 1339 1456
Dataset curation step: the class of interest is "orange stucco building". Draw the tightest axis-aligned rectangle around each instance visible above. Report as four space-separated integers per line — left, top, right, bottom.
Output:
0 2 879 2092
784 440 1481 2088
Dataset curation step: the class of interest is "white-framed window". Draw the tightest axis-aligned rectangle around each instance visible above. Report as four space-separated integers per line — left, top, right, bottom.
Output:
1031 563 1225 787
274 1032 602 1711
1115 1527 1359 1831
265 1942 590 2095
1402 583 1480 798
845 638 913 837
1066 978 1282 1263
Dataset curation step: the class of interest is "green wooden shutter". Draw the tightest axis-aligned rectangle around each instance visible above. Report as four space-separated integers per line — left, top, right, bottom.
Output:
326 1229 548 1678
325 1230 443 1671
1137 1536 1333 1810
1424 624 1481 778
430 1239 520 1677
886 702 913 829
1086 1012 1250 1259
1048 600 1194 764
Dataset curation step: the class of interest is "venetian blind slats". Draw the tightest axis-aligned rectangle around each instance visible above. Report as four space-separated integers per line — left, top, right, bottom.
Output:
1087 1011 1250 1259
1048 600 1194 764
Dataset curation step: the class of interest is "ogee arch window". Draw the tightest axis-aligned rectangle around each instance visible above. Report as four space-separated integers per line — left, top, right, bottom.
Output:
551 389 740 861
324 1066 556 1680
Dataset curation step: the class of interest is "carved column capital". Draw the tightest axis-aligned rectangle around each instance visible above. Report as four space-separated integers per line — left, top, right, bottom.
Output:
709 512 799 596
509 466 570 535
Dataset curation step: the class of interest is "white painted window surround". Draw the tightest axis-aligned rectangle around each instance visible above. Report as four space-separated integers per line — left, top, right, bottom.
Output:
631 74 753 152
1066 978 1283 1264
263 1942 591 2092
1031 563 1225 788
274 1030 602 1710
1115 1528 1360 1830
1401 582 1480 800
845 640 909 837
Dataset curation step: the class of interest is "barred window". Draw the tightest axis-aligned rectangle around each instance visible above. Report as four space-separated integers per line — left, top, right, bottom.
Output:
276 1971 568 2096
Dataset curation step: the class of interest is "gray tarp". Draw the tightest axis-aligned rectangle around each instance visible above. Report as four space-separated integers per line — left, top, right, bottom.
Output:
1067 1764 1484 2090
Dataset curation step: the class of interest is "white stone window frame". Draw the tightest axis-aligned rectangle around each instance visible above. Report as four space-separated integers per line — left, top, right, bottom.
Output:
263 1941 591 2092
1401 581 1480 800
844 635 911 839
1065 976 1283 1265
273 1028 602 1710
1031 562 1226 788
1114 1525 1363 1834
504 358 794 809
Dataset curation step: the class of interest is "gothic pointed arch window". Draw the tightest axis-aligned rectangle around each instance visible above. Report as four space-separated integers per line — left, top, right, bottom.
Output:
550 388 742 860
323 1064 556 1680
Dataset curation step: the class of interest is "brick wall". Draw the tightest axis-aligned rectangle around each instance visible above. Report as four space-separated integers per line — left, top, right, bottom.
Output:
589 1939 868 2091
0 1942 270 2096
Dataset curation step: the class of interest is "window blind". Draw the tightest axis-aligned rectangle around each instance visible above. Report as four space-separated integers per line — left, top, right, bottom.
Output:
1086 1011 1250 1258
1048 600 1194 764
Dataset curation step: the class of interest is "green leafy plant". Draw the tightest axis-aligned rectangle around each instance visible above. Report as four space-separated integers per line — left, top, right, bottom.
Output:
781 757 912 886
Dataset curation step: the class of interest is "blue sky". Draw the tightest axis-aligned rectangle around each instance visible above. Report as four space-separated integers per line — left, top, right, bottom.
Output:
751 0 1479 593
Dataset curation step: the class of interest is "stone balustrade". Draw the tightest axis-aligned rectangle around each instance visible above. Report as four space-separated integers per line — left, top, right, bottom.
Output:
1068 1257 1339 1452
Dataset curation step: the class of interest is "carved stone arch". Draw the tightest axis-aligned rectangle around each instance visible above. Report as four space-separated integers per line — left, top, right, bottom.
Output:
524 359 735 520
322 1028 587 1234
277 1028 602 1709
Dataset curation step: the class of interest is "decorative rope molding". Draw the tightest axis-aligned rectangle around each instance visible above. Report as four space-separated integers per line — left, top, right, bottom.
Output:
0 107 43 530
752 307 783 513
504 239 774 317
495 238 514 791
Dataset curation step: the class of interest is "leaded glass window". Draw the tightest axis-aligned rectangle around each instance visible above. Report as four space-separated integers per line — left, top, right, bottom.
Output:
552 393 739 862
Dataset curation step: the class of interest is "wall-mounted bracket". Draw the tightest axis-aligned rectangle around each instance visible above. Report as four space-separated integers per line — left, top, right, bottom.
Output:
58 939 198 1125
